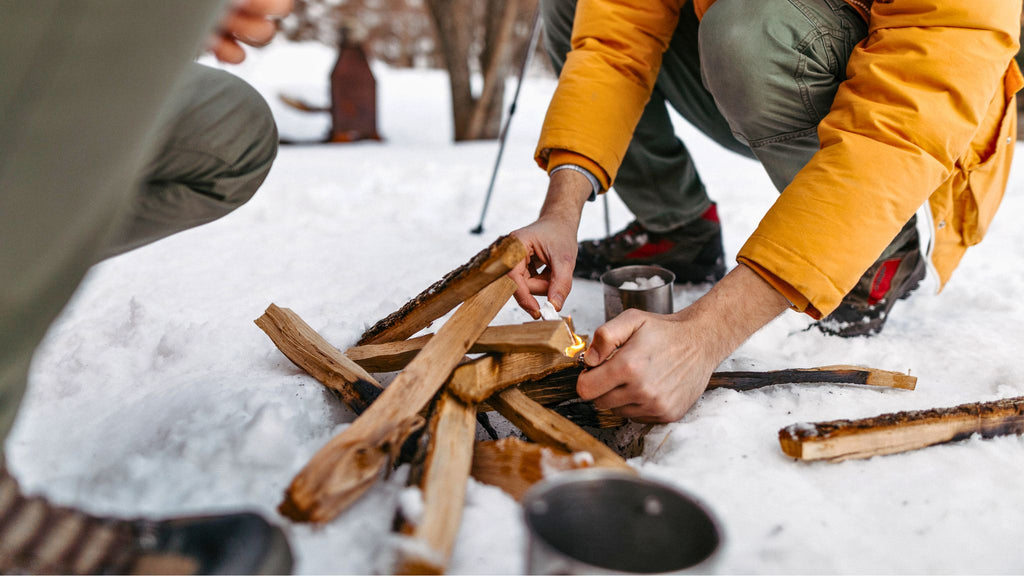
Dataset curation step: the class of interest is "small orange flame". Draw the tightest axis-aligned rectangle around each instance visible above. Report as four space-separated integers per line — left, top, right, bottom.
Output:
563 317 588 358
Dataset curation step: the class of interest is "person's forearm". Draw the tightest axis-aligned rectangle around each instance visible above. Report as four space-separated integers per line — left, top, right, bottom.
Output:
679 263 790 364
537 169 593 226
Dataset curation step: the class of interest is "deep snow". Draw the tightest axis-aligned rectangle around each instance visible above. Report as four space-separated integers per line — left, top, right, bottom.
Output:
7 40 1024 573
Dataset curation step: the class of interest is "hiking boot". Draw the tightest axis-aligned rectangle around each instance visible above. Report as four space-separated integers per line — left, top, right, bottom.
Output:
0 464 293 574
575 203 726 283
817 218 926 338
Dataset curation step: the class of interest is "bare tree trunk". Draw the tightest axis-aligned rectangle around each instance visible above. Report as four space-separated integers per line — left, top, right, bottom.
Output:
465 0 517 140
426 0 475 140
426 0 530 141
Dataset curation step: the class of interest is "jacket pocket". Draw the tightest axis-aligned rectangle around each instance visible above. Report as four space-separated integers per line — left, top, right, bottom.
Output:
958 62 1023 246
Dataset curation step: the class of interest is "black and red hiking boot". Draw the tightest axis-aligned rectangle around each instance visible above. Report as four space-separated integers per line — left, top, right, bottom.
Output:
0 464 293 574
575 203 726 283
817 218 927 338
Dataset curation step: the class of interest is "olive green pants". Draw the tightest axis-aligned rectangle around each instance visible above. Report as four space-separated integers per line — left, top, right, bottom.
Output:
541 0 868 232
0 1 278 449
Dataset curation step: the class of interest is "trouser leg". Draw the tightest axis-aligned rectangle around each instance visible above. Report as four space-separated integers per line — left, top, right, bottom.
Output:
103 64 278 258
540 0 749 233
700 0 921 292
0 0 229 449
698 0 868 192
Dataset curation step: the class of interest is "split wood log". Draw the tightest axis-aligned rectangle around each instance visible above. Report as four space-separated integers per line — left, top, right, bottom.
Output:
552 402 627 429
778 395 1024 462
255 304 383 414
710 365 916 392
470 438 589 501
346 320 575 373
447 352 579 405
475 364 915 413
395 393 478 575
498 367 585 408
280 277 517 523
357 235 527 345
487 387 633 471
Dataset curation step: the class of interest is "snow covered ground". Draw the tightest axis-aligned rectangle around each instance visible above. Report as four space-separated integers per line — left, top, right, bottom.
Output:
8 40 1024 573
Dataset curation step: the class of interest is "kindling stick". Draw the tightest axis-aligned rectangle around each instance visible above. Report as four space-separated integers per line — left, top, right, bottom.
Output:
281 277 517 523
346 320 575 373
358 235 527 345
256 304 383 414
779 395 1024 461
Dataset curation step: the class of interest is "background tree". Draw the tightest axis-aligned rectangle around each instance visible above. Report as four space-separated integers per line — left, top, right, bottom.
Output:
280 0 541 141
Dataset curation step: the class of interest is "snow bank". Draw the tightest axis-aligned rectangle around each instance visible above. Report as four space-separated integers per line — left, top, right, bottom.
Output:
7 40 1024 573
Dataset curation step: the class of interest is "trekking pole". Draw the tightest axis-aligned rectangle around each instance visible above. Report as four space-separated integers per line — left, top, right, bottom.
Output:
471 6 544 235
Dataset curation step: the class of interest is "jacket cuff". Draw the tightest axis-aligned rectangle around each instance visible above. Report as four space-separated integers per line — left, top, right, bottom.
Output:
545 149 611 192
737 249 826 320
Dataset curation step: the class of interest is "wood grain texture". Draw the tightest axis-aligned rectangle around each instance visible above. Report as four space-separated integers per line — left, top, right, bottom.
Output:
448 352 579 404
488 387 633 471
346 320 574 373
357 235 527 345
255 304 383 414
395 393 478 575
280 277 517 523
470 438 586 501
779 396 1024 461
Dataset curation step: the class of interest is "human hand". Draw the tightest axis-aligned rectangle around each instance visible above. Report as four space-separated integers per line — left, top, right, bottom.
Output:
577 308 717 423
509 215 579 319
509 169 592 318
577 264 792 423
209 0 293 64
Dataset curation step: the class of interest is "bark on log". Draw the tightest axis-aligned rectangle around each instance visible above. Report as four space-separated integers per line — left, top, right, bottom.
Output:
470 438 587 501
256 304 383 414
280 277 517 523
358 235 527 345
474 364 914 413
710 365 916 391
346 320 575 373
448 352 579 405
395 393 478 575
487 387 633 471
552 402 627 429
779 395 1024 462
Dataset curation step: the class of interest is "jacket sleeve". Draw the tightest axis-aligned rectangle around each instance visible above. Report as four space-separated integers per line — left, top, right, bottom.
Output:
534 0 687 186
737 0 1021 317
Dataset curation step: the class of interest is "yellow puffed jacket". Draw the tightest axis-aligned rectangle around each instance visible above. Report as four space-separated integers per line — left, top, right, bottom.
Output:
536 0 1022 318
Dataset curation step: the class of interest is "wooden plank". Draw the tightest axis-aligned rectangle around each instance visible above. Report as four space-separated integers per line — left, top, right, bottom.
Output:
346 320 575 373
487 387 633 471
280 277 517 523
778 396 1024 462
448 352 579 405
255 304 383 414
470 438 588 501
710 365 916 391
395 393 478 575
357 235 527 345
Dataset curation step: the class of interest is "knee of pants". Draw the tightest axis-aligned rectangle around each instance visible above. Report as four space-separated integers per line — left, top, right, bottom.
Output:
697 0 806 142
164 65 279 212
211 71 278 209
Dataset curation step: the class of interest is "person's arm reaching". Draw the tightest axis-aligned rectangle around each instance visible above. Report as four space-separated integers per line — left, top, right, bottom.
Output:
510 168 593 318
579 263 790 423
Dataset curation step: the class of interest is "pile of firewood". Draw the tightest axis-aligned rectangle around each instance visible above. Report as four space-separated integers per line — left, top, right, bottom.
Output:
255 235 957 573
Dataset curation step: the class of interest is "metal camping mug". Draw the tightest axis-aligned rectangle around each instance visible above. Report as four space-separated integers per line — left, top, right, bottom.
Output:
522 469 721 574
600 265 675 322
